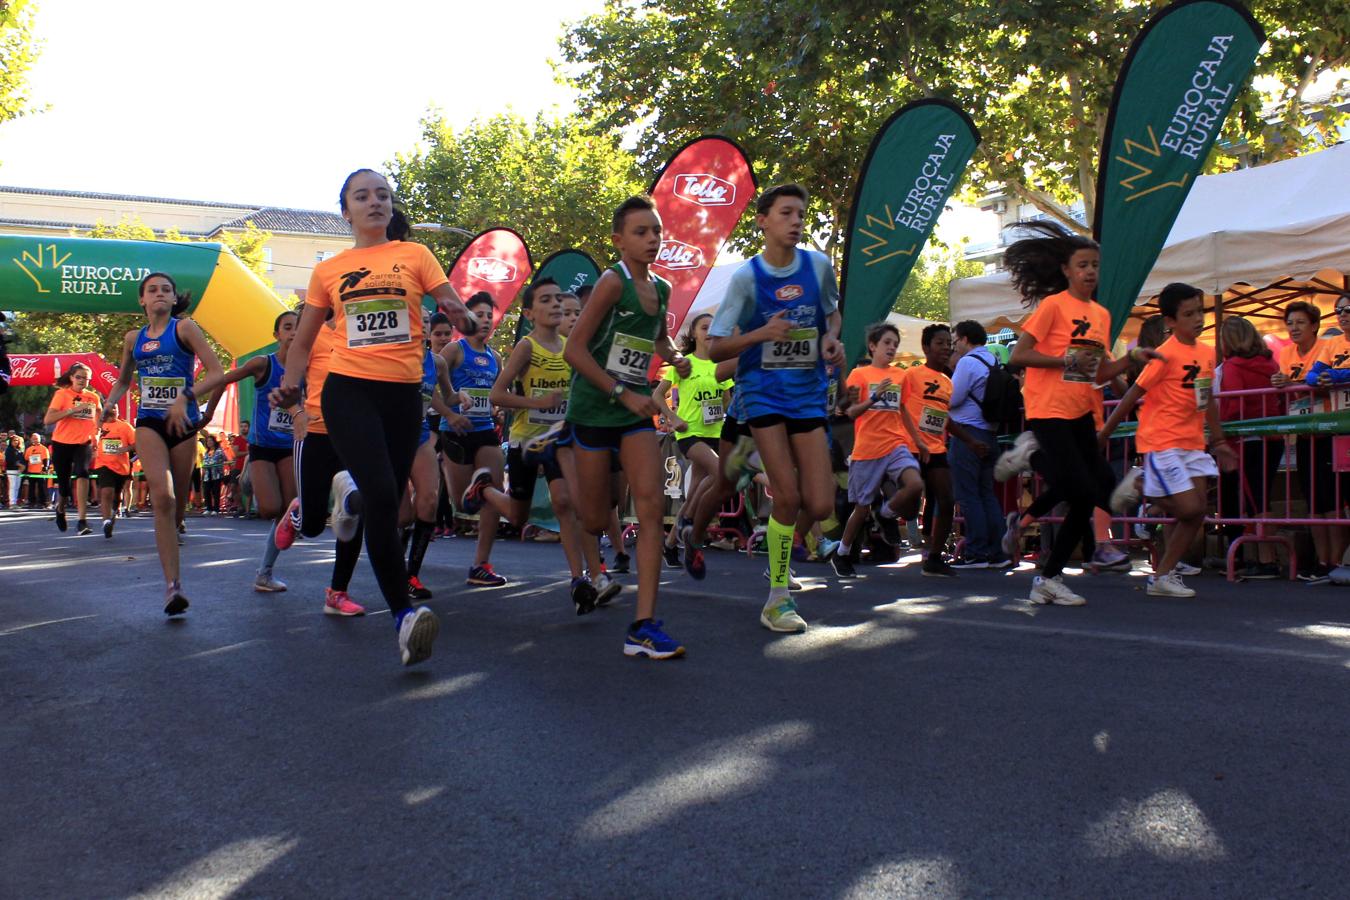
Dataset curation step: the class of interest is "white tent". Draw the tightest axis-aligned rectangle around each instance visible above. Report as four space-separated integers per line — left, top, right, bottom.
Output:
949 142 1350 326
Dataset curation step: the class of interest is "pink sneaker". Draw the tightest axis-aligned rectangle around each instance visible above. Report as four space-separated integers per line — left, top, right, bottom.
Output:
324 587 365 617
274 498 301 551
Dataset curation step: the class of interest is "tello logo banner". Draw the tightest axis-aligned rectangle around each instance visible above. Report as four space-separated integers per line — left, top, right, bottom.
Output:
654 239 704 271
673 173 735 207
467 257 517 283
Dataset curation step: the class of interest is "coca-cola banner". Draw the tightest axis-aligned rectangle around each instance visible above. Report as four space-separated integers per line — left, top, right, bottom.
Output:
443 228 533 330
649 136 757 339
9 352 135 417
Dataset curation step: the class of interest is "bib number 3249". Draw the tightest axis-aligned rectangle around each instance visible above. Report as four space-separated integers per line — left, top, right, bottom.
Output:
764 328 819 369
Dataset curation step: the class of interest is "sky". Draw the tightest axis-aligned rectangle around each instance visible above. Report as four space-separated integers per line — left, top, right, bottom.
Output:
0 0 604 210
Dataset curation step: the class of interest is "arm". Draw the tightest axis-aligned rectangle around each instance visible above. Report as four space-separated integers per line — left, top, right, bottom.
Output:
708 311 793 363
427 283 477 335
489 340 551 410
200 356 267 423
103 331 139 411
1008 332 1065 370
948 357 976 410
1098 382 1145 442
43 392 73 427
1206 393 1237 469
899 406 929 463
431 355 470 428
273 304 325 408
844 376 893 419
820 309 844 366
651 377 686 432
168 319 226 435
1098 348 1161 382
714 359 737 382
946 419 988 456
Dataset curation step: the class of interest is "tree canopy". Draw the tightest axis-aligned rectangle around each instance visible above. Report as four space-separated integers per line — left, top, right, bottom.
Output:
0 0 43 141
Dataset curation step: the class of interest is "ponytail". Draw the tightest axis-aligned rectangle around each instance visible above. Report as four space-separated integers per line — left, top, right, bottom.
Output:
386 206 411 242
1002 221 1099 309
55 362 92 389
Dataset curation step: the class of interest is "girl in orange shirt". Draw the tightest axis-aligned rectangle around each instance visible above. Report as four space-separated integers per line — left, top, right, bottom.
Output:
43 363 102 534
997 222 1162 607
273 168 477 667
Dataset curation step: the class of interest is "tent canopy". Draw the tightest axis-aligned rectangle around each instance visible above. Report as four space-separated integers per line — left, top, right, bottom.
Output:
950 143 1350 330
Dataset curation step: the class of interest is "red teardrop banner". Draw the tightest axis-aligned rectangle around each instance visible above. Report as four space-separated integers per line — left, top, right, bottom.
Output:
648 135 757 340
445 227 533 331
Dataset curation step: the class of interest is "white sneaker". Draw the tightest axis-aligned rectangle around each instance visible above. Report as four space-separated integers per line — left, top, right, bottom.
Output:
253 569 287 592
398 606 440 666
760 597 808 633
1147 572 1196 598
1173 561 1201 577
593 571 622 606
1110 466 1144 515
331 471 360 542
1029 575 1086 606
762 566 804 591
1001 511 1021 560
994 431 1039 482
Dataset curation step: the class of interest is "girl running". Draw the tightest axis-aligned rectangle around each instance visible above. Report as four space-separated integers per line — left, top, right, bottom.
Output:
561 194 687 658
995 222 1160 606
104 272 227 615
272 168 477 666
204 310 299 592
43 363 102 534
91 405 135 537
652 312 735 567
438 300 510 587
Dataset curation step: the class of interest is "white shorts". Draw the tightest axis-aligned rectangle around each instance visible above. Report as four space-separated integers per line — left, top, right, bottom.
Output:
1143 448 1218 498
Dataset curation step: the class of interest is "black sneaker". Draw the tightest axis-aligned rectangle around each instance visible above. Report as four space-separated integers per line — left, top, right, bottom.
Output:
830 550 857 579
571 577 598 616
77 520 92 536
922 556 957 577
950 555 988 569
103 519 114 539
55 507 67 532
663 544 680 568
1299 562 1334 583
612 551 632 574
875 511 902 547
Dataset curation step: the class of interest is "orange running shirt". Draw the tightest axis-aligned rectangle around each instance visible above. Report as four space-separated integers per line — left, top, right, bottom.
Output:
48 387 102 445
1279 340 1328 416
845 364 905 461
1021 291 1113 421
306 241 449 383
25 443 49 473
1318 333 1350 412
1133 336 1216 453
93 418 137 476
303 323 340 435
898 363 953 455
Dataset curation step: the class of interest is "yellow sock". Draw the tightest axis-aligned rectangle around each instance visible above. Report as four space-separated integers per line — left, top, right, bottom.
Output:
767 516 793 589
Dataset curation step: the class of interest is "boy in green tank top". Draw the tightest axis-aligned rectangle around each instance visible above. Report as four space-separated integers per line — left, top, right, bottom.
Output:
564 195 691 659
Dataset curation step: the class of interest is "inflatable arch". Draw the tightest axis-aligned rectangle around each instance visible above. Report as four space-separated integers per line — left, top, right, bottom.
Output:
1 234 290 422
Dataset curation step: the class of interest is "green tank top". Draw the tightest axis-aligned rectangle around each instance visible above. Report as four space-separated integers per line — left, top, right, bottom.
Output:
567 262 670 428
508 334 570 446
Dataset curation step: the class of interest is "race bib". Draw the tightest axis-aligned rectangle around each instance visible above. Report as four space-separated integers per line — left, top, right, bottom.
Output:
528 387 567 425
1290 396 1313 416
869 383 900 412
28 453 42 467
268 406 295 435
141 376 184 410
70 398 95 420
346 298 411 348
764 328 819 370
701 399 725 426
1332 387 1350 413
1062 344 1104 384
1193 376 1213 411
605 333 655 385
920 405 949 435
101 438 122 455
465 388 493 417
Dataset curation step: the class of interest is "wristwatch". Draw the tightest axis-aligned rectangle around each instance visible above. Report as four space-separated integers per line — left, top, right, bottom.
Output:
609 383 626 404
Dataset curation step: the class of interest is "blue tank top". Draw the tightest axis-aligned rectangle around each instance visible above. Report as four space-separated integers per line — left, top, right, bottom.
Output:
419 348 438 444
249 354 294 449
443 338 498 434
735 249 827 420
134 318 200 424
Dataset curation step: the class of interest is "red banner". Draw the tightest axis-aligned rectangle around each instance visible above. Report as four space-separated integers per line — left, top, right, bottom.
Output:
8 352 135 417
445 228 533 331
649 135 757 340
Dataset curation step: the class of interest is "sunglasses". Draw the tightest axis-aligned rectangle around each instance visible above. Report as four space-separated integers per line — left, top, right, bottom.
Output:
1336 306 1350 314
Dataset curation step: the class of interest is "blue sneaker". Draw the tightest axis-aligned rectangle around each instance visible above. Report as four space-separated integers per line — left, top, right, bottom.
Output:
396 606 439 666
624 619 685 659
460 467 493 516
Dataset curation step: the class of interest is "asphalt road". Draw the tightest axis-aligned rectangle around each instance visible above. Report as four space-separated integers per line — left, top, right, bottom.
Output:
3 509 1348 898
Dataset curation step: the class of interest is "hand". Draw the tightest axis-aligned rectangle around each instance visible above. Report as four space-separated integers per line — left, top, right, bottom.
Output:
1214 441 1239 473
270 383 301 409
536 390 564 410
440 298 479 336
875 377 893 395
446 414 472 435
673 416 689 433
166 395 191 437
821 334 844 366
918 446 931 465
292 409 310 442
1271 372 1289 388
458 390 473 410
757 311 793 343
1130 347 1165 366
1318 371 1333 387
969 440 991 459
620 390 660 419
671 354 693 378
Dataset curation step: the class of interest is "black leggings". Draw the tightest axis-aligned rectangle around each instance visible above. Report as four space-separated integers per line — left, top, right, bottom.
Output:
321 374 421 613
292 431 364 593
1027 415 1116 578
203 479 222 512
51 441 90 504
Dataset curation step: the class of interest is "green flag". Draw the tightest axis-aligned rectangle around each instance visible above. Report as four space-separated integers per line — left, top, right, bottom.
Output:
839 100 980 366
1095 0 1265 340
515 249 601 341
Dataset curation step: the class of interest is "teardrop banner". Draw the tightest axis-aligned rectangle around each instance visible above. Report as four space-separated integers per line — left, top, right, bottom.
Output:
515 248 602 341
649 135 758 341
839 100 980 367
443 227 533 331
1094 0 1264 341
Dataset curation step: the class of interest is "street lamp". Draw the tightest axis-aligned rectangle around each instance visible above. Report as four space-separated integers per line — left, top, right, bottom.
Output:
413 222 476 238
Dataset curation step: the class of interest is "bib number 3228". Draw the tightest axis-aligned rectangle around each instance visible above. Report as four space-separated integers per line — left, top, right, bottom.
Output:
346 298 411 348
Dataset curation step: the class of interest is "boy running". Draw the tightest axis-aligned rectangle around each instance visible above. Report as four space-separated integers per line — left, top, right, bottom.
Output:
707 183 844 633
1100 283 1236 597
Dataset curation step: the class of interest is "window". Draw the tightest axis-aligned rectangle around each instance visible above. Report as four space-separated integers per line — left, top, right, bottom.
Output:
315 249 337 263
261 247 273 273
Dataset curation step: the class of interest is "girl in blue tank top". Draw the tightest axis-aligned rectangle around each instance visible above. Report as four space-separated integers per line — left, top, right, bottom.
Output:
104 271 228 616
204 310 300 592
444 336 499 433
